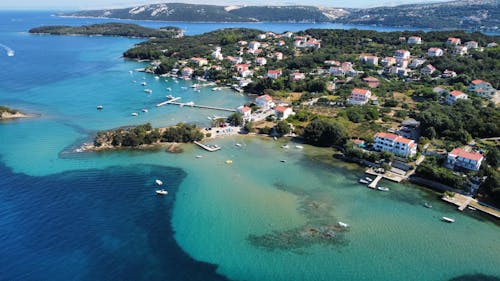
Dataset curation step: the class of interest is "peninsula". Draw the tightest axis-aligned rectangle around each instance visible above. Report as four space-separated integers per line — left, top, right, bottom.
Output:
58 0 499 31
0 105 31 120
29 23 183 38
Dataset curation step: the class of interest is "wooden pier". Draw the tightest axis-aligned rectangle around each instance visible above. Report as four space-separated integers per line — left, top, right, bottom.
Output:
442 193 500 219
194 141 221 152
368 175 383 189
156 97 181 107
168 102 236 112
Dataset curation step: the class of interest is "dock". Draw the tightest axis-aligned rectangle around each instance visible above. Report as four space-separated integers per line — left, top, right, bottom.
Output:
368 175 383 189
365 168 404 183
156 97 181 107
442 193 500 219
194 141 221 152
168 102 236 112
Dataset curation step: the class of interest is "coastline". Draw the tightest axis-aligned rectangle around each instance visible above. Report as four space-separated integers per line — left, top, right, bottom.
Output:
0 111 37 120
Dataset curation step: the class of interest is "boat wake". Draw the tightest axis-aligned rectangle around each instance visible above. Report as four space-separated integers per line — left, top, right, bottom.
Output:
0 43 15 56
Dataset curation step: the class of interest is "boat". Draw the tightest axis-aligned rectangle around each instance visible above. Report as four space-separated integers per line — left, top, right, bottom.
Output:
141 82 147 86
7 50 15 57
467 206 477 211
281 144 289 149
423 202 433 208
131 112 138 116
142 108 148 113
225 160 233 164
235 143 242 147
295 145 304 149
154 76 160 80
273 136 277 141
155 179 163 186
441 217 455 223
144 89 152 94
365 177 373 182
359 179 369 184
338 221 349 228
181 87 187 90
166 87 172 91
96 105 103 110
196 155 203 159
280 159 287 163
377 186 390 191
155 189 168 195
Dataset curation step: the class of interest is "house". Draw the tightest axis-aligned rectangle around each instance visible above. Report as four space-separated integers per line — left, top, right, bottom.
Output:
363 76 380 88
235 64 252 78
248 41 261 50
181 67 194 78
359 55 379 66
427 47 444 57
409 58 426 68
348 88 372 105
421 64 436 75
395 58 409 68
273 52 283 61
341 62 353 72
468 79 497 98
227 56 243 65
190 57 208 67
255 94 275 110
267 69 282 79
408 36 422 44
275 105 294 120
446 37 461 45
238 40 248 45
290 72 305 80
445 90 468 105
374 132 417 158
276 40 286 47
394 49 411 59
381 57 396 67
256 57 267 66
442 69 457 78
487 42 498 48
257 34 266 40
454 45 468 56
329 67 345 76
353 139 366 148
237 105 252 121
324 60 340 66
465 41 479 49
389 66 410 76
446 147 484 171
211 51 223 60
295 38 321 49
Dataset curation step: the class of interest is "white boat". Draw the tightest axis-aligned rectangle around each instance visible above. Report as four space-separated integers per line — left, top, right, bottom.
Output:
155 179 163 186
338 221 349 228
365 177 373 182
467 206 477 211
166 87 172 91
191 84 199 88
144 89 152 94
235 143 242 147
154 76 160 80
377 186 389 191
273 136 277 141
441 217 455 223
174 80 179 84
196 155 203 159
181 86 187 90
141 82 147 86
131 112 138 116
129 70 133 74
142 108 148 113
281 144 289 149
295 145 304 149
359 179 369 184
280 160 287 163
96 105 103 110
423 202 433 208
156 189 168 195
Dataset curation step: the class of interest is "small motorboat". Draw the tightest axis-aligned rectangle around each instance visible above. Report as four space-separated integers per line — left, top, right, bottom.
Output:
377 186 389 191
156 189 168 195
96 105 103 110
235 143 242 147
280 159 287 163
166 87 172 91
142 108 148 113
338 221 349 228
365 177 373 182
141 81 147 86
155 179 163 186
196 155 203 159
467 206 477 211
359 179 369 184
225 160 233 164
295 145 304 149
441 217 455 223
144 89 152 94
273 136 277 141
281 144 289 149
131 112 138 116
423 202 433 208
154 76 160 80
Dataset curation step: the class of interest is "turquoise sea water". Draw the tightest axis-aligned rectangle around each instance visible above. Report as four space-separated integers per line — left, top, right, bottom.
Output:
0 11 499 281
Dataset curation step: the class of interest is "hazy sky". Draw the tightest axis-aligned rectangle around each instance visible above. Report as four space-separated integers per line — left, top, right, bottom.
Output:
1 0 452 10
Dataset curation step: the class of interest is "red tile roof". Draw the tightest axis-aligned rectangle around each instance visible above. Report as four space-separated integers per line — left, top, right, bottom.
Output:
471 79 488 85
352 88 370 95
268 69 282 75
275 105 288 113
256 94 273 102
450 90 464 97
449 148 483 161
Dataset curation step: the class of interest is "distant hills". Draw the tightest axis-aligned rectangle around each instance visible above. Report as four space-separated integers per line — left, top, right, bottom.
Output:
29 23 182 38
58 0 499 31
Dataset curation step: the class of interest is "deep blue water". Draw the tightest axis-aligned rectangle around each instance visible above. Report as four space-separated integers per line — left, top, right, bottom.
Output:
0 162 230 281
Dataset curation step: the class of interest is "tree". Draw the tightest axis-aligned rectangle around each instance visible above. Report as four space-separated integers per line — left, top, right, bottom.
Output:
226 113 244 126
303 119 348 147
243 122 254 133
275 121 290 136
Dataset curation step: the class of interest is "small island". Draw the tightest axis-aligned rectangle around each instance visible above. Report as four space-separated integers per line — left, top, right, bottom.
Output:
29 23 183 39
89 123 204 151
0 105 31 120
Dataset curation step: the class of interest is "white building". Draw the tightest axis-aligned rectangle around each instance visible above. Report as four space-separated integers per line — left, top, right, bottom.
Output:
447 37 461 46
248 41 261 51
447 147 484 171
409 58 426 68
427 47 444 57
255 94 275 110
445 90 468 105
359 55 379 66
374 132 417 158
465 41 479 49
267 69 282 79
256 57 267 66
394 49 411 59
468 79 497 98
181 67 194 78
421 64 436 75
408 36 422 44
237 105 252 121
348 88 372 105
454 45 468 56
275 105 293 120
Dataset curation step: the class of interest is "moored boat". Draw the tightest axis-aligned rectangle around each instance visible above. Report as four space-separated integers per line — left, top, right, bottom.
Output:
96 105 103 110
131 112 138 116
377 186 389 191
155 179 163 186
365 177 373 182
423 202 433 208
359 179 369 184
441 216 455 223
295 145 304 149
338 221 349 228
156 189 168 195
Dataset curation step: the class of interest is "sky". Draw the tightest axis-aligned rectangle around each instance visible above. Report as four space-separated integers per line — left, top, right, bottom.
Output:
0 0 452 10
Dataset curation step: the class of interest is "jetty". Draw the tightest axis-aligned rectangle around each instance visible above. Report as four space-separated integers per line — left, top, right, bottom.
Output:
365 167 404 183
368 175 383 189
156 97 181 107
194 141 221 152
168 102 236 112
442 193 500 219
